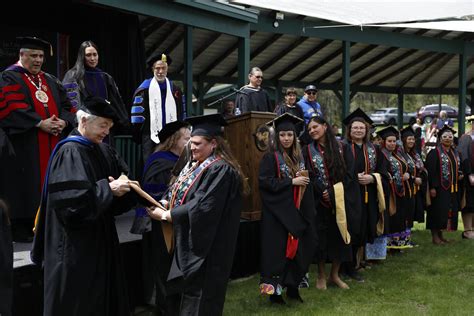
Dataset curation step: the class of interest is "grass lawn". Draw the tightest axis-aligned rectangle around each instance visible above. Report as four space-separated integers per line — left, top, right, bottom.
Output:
224 223 474 315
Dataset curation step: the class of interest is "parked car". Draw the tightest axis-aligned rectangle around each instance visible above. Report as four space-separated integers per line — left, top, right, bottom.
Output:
417 104 472 124
369 108 417 126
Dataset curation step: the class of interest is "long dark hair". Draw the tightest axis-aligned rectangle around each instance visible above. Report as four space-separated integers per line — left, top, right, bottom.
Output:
308 116 346 183
70 41 99 87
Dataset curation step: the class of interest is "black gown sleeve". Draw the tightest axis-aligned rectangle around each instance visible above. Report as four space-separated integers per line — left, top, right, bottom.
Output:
258 153 307 238
425 149 440 190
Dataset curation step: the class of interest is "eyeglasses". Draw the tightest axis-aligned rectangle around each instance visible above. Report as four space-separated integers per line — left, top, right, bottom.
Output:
306 91 317 95
254 75 263 79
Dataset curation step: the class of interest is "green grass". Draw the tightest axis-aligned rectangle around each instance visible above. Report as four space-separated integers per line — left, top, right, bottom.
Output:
224 222 474 315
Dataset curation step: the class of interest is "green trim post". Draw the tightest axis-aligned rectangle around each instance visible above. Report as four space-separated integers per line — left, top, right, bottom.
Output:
184 25 194 116
458 50 467 135
238 36 250 88
342 41 350 131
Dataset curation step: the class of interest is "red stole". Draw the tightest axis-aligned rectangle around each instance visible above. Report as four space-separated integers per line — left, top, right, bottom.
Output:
21 72 60 189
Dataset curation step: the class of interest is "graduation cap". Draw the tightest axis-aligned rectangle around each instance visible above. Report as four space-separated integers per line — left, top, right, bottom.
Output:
81 96 119 122
377 125 399 140
400 126 415 139
17 36 53 56
438 124 456 137
157 120 189 143
342 108 373 126
147 52 172 68
267 112 303 132
186 113 227 137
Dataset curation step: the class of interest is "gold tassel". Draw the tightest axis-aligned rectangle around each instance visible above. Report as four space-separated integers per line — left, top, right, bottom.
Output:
365 190 368 204
451 184 454 193
456 183 458 192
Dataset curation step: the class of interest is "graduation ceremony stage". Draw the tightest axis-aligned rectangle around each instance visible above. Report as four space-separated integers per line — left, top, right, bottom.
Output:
11 210 259 316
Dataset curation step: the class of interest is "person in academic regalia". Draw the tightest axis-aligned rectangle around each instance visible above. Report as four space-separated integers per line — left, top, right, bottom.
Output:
0 36 75 242
458 115 474 239
398 126 418 245
0 199 12 316
425 125 461 244
378 126 412 250
302 116 361 290
30 96 137 316
147 114 246 316
63 40 130 139
130 120 191 315
258 113 316 304
235 67 273 113
341 108 386 282
130 53 184 162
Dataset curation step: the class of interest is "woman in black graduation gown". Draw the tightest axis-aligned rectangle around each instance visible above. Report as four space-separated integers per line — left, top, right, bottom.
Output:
130 121 190 314
147 114 247 316
303 116 361 290
341 109 385 281
378 126 412 249
259 113 316 304
425 125 461 244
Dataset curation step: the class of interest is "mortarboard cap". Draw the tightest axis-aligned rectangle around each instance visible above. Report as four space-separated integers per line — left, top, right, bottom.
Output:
400 126 415 138
81 96 119 122
157 120 189 143
304 85 318 92
17 36 52 56
438 124 456 137
267 112 303 133
186 113 227 137
377 125 399 140
147 52 172 68
342 107 373 126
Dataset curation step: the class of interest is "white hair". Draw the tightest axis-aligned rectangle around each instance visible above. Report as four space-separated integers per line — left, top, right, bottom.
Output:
76 109 98 124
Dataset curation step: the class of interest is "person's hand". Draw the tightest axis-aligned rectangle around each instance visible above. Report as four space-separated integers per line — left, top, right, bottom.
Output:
414 177 422 186
430 188 437 198
108 176 131 197
146 206 165 221
51 116 67 135
402 172 410 181
322 190 330 203
292 176 309 186
38 115 66 136
358 173 374 185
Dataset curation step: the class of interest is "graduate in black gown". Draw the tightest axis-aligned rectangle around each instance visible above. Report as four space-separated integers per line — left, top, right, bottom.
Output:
425 125 461 244
302 116 361 290
377 126 412 250
131 120 190 315
341 109 386 282
31 97 137 316
259 113 316 304
147 114 246 316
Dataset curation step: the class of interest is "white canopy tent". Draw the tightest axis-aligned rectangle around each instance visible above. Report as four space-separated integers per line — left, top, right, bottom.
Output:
229 0 474 32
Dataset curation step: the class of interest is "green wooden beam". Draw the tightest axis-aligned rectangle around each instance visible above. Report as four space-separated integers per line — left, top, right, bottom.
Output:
238 36 250 87
90 0 252 37
143 19 167 38
184 26 194 116
224 33 283 77
253 15 469 55
439 57 474 89
145 22 179 57
416 54 454 88
397 93 404 129
176 32 222 74
459 51 467 135
342 41 350 128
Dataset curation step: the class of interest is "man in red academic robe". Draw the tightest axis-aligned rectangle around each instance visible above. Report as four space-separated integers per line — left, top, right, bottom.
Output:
0 37 75 242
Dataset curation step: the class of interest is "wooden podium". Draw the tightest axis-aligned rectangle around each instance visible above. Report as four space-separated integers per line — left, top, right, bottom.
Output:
224 111 276 221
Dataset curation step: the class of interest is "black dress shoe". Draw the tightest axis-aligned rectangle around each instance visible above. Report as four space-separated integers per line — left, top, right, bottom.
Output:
269 294 286 305
286 288 304 303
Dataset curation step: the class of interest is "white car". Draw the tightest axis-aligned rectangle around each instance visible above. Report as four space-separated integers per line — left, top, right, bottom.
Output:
370 108 417 126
